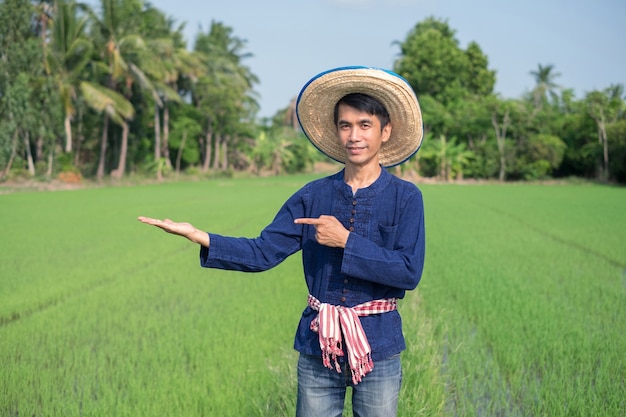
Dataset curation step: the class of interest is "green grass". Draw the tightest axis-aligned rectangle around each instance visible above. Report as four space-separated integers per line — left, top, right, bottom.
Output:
416 184 626 416
1 177 624 416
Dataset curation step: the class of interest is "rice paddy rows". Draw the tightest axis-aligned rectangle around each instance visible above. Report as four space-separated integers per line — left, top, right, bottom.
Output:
1 177 624 416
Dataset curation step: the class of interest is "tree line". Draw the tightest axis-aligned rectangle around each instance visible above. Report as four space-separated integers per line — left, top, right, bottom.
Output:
396 18 626 183
1 1 625 184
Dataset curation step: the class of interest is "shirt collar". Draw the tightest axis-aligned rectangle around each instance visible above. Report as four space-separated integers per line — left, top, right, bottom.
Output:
332 166 392 196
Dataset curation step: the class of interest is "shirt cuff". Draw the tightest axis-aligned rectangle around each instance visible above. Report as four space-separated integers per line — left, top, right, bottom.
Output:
199 233 213 265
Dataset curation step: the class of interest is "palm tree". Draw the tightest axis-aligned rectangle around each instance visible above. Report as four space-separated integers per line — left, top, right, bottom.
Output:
80 82 134 179
45 0 92 153
530 64 561 109
147 35 201 177
192 57 232 171
193 21 259 171
88 0 157 179
33 0 54 56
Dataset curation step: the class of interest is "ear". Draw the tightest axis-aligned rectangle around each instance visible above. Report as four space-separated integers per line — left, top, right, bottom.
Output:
381 123 392 143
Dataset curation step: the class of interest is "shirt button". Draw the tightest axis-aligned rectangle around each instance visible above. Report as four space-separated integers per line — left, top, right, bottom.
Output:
349 227 354 232
349 218 354 224
341 296 346 303
352 200 357 206
343 289 348 294
344 279 348 284
351 209 356 215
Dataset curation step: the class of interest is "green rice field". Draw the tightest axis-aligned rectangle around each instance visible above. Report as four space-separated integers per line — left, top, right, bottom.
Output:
1 175 625 416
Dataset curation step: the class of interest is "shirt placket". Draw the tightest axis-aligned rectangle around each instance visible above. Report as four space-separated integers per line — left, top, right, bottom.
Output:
340 197 358 304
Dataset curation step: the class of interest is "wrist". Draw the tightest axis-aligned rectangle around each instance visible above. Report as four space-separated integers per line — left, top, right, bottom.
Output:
342 230 350 248
189 228 209 247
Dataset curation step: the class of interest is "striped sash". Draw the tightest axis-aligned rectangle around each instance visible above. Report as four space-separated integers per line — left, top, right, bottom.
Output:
307 294 398 384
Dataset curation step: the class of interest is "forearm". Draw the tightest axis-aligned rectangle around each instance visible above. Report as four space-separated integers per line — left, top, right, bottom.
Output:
200 228 302 272
341 232 424 290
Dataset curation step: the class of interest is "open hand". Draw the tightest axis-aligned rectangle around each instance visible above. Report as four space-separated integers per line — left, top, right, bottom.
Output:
137 216 209 246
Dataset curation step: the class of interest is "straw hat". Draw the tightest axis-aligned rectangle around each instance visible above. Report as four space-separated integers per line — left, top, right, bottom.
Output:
296 66 423 167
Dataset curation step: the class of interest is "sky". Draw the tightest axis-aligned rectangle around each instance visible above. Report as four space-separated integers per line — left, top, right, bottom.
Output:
142 0 625 119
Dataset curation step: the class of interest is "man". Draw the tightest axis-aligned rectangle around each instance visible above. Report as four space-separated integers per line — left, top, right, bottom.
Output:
138 66 425 417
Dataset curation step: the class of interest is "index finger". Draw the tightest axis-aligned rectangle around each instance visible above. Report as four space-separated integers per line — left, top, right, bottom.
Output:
294 218 323 225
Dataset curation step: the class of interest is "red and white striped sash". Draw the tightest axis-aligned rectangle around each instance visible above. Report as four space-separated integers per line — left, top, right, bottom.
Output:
307 294 398 384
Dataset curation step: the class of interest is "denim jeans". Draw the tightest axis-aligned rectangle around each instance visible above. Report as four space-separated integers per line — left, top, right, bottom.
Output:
296 353 402 417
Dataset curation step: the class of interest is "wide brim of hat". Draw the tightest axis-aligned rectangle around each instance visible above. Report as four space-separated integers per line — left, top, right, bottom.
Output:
296 66 423 168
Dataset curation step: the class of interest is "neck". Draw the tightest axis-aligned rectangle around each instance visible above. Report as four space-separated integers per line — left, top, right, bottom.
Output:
344 163 382 193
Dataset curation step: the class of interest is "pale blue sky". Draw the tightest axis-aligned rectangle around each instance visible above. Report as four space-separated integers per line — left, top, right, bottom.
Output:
143 0 625 118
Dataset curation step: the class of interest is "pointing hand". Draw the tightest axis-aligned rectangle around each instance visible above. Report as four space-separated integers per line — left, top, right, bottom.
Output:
294 215 350 248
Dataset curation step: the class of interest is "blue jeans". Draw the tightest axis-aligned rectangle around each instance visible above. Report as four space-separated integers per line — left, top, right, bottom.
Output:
296 353 402 417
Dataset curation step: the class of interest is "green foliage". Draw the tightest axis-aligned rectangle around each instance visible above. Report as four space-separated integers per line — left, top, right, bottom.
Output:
283 133 319 174
4 73 33 124
419 134 475 180
464 42 496 97
1 5 625 184
0 0 43 75
529 63 562 108
463 140 500 179
80 82 135 124
607 120 626 182
394 17 495 105
418 94 453 135
252 130 293 175
0 124 12 169
169 116 202 167
584 85 625 181
556 110 598 178
517 133 567 179
56 152 79 173
251 127 318 175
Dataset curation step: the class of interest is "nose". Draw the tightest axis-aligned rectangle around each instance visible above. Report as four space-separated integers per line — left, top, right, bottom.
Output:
348 127 361 142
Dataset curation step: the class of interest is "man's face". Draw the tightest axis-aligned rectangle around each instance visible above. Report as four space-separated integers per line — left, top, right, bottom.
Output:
336 103 391 168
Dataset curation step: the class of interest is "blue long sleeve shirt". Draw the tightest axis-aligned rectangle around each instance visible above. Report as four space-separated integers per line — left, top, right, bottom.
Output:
200 168 426 362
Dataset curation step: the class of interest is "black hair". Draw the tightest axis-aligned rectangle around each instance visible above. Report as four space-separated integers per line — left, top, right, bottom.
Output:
333 93 391 130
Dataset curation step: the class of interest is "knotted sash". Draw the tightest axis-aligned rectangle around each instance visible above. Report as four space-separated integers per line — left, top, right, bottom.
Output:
307 294 398 384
